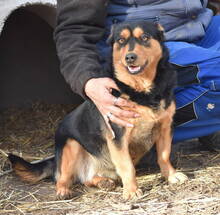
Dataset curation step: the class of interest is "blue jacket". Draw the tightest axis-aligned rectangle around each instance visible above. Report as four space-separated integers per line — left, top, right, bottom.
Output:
106 0 212 41
97 0 213 63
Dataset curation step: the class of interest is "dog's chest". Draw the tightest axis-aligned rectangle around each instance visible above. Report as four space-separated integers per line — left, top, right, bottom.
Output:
130 119 158 144
126 105 163 163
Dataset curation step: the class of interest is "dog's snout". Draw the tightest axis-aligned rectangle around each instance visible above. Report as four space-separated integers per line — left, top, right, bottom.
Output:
125 53 137 64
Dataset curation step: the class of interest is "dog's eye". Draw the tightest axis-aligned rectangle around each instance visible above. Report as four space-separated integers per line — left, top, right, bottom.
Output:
118 38 125 44
141 34 150 42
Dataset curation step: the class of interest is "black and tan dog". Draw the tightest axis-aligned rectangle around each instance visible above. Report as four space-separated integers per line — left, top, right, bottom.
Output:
8 21 188 200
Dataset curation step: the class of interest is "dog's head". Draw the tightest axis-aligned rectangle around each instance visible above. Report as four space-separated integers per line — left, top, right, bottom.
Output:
108 21 166 92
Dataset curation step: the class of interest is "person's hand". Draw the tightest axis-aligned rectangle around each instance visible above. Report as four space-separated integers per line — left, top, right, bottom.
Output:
84 77 140 130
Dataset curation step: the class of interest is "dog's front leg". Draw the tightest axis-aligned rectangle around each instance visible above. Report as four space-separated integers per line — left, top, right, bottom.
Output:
156 102 188 184
107 138 143 200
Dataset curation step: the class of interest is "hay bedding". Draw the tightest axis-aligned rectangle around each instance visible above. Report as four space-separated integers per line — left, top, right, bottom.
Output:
0 103 220 215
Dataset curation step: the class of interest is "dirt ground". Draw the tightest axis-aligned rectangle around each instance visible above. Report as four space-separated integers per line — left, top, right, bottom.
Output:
0 103 220 215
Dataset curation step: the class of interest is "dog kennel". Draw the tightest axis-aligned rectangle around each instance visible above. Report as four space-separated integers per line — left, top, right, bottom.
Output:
0 0 83 109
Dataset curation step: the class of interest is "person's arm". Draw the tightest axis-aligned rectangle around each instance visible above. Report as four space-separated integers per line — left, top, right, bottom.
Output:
54 0 139 128
54 0 108 98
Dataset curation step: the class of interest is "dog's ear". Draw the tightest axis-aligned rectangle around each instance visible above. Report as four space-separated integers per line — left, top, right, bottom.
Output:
107 24 116 45
155 23 165 41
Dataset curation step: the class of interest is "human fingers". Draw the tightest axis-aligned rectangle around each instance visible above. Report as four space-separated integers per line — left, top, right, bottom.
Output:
104 78 120 92
113 97 135 108
96 103 134 128
106 113 134 128
108 105 139 118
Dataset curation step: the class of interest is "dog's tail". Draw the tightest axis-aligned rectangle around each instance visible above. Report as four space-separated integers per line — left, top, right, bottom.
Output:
8 154 54 183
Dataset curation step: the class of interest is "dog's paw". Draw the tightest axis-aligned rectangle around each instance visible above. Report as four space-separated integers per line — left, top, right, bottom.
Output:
56 187 74 200
168 172 188 184
97 178 116 191
123 188 143 200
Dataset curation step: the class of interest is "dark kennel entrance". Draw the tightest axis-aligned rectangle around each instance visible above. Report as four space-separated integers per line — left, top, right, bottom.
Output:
0 6 83 109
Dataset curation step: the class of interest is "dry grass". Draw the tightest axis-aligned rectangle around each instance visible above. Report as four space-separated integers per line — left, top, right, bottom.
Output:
0 102 220 215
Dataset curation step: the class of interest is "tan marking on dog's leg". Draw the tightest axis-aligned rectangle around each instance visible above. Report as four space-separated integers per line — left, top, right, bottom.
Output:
107 139 143 200
156 102 188 184
156 124 176 178
56 139 84 199
84 176 116 191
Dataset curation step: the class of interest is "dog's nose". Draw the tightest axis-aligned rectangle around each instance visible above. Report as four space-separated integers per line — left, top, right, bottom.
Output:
125 53 137 64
